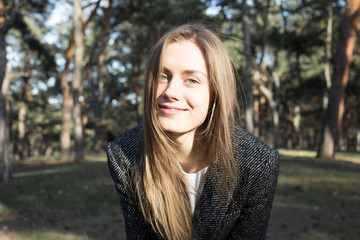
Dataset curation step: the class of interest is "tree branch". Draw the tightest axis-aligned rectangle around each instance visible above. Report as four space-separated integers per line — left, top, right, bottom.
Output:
3 0 27 34
83 0 101 29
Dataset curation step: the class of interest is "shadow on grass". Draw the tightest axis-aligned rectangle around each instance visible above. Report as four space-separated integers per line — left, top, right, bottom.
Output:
267 154 360 240
1 153 359 240
0 158 126 240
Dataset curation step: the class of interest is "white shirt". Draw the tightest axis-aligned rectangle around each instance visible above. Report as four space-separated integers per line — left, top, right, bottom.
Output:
178 164 209 213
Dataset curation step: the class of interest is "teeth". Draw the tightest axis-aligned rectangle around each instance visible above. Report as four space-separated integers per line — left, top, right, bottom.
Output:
163 106 179 110
160 105 186 112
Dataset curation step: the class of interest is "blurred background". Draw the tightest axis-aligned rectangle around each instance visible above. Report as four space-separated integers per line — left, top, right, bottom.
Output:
0 0 359 239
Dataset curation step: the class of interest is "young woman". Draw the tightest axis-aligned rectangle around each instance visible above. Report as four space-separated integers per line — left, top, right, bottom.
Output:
107 23 279 240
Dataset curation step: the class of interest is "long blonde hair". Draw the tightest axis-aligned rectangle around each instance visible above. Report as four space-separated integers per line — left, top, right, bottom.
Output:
137 23 239 240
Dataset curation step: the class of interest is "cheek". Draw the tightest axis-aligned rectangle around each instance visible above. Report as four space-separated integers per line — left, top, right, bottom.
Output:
192 90 211 111
155 86 162 99
155 83 165 99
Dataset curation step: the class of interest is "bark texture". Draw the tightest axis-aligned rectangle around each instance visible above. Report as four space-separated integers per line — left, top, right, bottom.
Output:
60 32 74 162
318 0 360 159
88 0 112 152
0 0 9 182
73 0 85 162
0 0 23 181
17 57 30 160
242 0 254 134
60 0 101 161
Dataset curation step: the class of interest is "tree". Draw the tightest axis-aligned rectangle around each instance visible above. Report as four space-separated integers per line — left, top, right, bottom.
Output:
60 28 74 162
251 0 281 146
0 0 27 182
241 0 254 134
60 0 101 161
75 0 111 153
17 56 31 160
318 0 360 159
72 0 85 162
92 0 113 152
323 2 333 105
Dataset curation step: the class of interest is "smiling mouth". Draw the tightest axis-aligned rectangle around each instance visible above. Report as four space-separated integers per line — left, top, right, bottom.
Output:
158 105 187 114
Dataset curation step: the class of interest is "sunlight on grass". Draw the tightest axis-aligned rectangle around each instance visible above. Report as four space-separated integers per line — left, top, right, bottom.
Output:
12 165 83 178
2 153 358 240
271 149 360 240
0 203 12 215
335 152 360 164
16 154 107 164
278 149 360 164
0 156 125 240
278 149 317 158
0 229 90 240
22 156 60 161
84 154 107 162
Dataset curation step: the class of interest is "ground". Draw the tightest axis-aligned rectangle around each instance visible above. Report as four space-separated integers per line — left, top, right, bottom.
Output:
0 150 359 239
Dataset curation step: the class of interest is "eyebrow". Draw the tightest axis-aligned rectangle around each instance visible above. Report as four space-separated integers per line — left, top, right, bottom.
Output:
183 70 208 78
163 67 208 78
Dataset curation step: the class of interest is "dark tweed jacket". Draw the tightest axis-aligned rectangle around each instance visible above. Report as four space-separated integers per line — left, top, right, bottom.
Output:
107 125 279 240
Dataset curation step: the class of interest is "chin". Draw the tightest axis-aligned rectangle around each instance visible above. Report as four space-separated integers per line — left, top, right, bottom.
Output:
159 124 183 133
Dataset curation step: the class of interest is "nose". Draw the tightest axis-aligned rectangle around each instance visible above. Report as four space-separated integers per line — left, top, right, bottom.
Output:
162 77 181 101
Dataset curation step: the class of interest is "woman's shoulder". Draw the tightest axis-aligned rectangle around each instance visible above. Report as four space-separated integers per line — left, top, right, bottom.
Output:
233 126 276 153
110 124 143 146
106 125 144 168
233 126 279 175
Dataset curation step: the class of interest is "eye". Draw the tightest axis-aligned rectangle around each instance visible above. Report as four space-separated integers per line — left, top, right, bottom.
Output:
187 79 199 85
160 74 168 81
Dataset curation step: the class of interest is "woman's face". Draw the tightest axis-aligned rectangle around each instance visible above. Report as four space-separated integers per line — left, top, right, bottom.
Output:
156 40 211 137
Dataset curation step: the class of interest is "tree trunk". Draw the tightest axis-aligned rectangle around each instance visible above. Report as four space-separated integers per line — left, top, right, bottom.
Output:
60 32 74 162
253 97 259 137
356 99 360 152
0 92 10 181
60 1 101 161
17 57 30 160
17 101 26 158
242 0 254 134
318 0 360 159
0 0 17 182
259 81 279 148
0 54 10 181
252 0 271 138
357 129 360 152
73 0 84 162
293 104 301 148
91 0 112 152
94 54 104 152
60 67 73 161
255 0 279 146
272 71 281 148
0 47 10 180
1 69 10 119
134 79 142 124
322 3 333 118
324 3 333 98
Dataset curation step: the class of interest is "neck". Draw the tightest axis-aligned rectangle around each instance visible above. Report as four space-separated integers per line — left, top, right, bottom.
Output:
171 131 209 173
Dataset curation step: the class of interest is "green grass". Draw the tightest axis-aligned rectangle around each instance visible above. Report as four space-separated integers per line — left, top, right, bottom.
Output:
1 152 359 240
267 150 360 240
0 155 126 240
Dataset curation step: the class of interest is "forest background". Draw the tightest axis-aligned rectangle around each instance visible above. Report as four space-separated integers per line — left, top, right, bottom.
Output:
0 0 359 176
0 0 360 239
